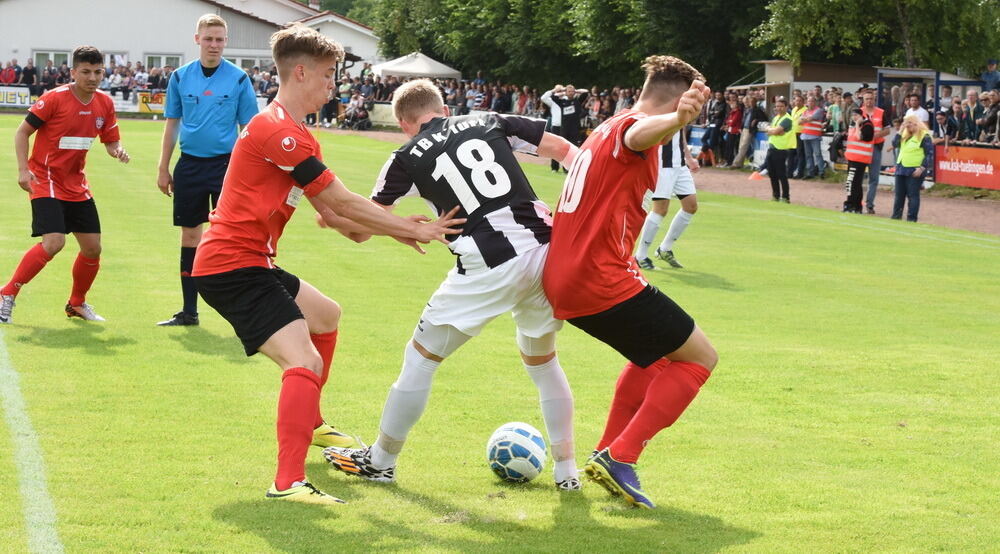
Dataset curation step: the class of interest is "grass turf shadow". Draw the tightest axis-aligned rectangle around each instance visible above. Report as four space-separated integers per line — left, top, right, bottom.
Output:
165 326 249 364
12 323 137 356
214 464 760 553
648 268 741 292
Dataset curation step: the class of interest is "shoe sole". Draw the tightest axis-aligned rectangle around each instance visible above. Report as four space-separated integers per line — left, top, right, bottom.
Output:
265 492 346 505
583 462 652 509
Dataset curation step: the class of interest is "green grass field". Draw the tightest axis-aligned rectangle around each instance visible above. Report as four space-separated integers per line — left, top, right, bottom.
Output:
0 115 998 553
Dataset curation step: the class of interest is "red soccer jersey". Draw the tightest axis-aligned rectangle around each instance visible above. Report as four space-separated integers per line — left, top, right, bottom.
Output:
26 86 120 201
193 101 334 277
543 110 659 320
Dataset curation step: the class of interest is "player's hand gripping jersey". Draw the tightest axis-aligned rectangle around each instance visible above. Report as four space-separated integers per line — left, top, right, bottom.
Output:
371 112 553 274
193 101 334 276
543 110 660 319
25 86 120 201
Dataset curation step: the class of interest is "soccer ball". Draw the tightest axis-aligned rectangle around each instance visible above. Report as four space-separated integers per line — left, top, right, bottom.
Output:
486 422 547 482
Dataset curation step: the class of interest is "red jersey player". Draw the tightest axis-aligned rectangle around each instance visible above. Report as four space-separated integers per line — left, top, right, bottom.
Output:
191 25 463 505
543 56 717 509
1 46 129 324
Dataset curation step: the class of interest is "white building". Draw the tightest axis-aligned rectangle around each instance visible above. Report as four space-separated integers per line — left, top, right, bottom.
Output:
0 0 380 74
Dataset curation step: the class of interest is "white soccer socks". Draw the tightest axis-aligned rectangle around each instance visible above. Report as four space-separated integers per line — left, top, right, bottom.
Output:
636 212 665 260
660 210 694 252
372 341 441 469
523 356 576 483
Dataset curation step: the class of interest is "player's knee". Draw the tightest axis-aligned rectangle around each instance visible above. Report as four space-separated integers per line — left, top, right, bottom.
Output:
682 197 698 214
516 331 556 363
41 235 65 256
81 244 102 258
700 345 719 372
180 226 203 247
312 299 341 333
299 351 324 377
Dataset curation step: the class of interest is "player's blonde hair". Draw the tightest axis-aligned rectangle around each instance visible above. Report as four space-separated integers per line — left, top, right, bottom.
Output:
392 79 444 123
640 55 704 103
196 14 227 33
270 24 344 81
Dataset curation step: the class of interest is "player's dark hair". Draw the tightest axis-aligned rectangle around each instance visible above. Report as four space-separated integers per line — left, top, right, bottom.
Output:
72 46 103 68
639 55 704 104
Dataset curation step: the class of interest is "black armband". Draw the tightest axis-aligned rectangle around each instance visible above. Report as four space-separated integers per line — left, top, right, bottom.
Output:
291 156 328 188
25 112 44 128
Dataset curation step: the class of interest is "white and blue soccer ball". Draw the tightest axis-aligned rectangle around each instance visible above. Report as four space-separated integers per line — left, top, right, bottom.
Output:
486 422 547 482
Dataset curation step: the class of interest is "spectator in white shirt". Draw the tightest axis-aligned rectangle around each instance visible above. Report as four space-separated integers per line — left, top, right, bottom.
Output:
904 93 929 124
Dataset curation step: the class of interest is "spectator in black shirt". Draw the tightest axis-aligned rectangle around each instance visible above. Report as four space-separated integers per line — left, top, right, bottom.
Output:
18 59 38 95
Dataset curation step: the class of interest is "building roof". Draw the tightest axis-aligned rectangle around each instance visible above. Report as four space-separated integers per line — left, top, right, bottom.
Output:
202 0 282 28
298 10 375 36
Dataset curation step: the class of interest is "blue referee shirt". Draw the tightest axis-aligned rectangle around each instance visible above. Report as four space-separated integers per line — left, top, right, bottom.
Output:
164 59 258 157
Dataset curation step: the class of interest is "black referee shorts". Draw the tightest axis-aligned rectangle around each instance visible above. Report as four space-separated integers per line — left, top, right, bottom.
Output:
194 267 303 356
31 197 101 237
173 152 230 227
568 285 695 368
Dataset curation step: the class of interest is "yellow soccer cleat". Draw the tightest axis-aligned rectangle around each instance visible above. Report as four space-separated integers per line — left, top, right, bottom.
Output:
265 481 346 506
312 422 361 449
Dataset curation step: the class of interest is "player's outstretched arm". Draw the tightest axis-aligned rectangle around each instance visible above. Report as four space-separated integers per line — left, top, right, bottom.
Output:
14 121 37 192
624 81 710 153
311 177 464 247
157 118 179 196
537 132 579 168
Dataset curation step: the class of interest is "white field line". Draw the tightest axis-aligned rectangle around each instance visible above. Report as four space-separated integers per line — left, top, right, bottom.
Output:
0 329 64 553
701 201 1000 251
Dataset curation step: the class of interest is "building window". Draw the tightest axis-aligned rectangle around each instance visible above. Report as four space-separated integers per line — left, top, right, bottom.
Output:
146 54 182 70
34 51 70 69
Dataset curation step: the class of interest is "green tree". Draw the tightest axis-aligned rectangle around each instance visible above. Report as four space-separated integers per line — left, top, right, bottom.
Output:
753 0 1000 74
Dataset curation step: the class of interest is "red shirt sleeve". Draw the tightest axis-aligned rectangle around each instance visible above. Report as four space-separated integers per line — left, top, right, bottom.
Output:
99 96 121 143
259 127 335 198
27 92 58 125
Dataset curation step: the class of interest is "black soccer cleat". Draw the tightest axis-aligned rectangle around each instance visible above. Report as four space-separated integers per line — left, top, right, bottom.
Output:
157 311 199 326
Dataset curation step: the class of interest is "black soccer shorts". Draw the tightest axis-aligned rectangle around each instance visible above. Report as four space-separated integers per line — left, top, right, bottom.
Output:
194 267 303 356
172 152 230 227
31 197 101 237
568 285 695 368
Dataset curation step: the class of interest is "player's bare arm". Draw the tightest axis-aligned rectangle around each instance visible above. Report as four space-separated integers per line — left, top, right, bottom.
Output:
624 81 710 152
156 117 179 196
13 120 37 192
310 177 464 246
537 132 579 167
105 141 129 164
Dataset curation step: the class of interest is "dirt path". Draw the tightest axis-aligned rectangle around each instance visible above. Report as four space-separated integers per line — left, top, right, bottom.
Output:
325 127 1000 236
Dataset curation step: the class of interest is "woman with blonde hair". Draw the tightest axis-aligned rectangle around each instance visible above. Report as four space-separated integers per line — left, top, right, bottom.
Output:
890 114 934 221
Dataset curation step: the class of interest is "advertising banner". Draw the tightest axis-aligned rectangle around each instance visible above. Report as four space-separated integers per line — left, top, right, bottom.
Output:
935 145 1000 190
0 86 37 109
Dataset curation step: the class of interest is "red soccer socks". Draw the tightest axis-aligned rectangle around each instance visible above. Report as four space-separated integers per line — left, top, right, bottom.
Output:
310 330 338 427
608 361 710 464
275 367 321 490
595 360 666 452
1 243 53 297
68 253 100 307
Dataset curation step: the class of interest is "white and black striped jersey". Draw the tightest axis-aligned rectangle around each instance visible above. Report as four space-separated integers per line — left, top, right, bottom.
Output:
371 112 552 274
660 129 687 169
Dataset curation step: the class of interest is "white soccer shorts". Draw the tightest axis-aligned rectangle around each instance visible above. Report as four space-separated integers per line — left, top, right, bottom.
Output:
652 166 696 199
420 243 563 338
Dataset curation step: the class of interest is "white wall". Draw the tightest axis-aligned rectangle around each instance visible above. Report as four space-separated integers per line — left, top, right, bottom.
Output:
0 0 274 70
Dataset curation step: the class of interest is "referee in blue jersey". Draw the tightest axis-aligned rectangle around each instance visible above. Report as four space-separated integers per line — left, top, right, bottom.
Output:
155 14 258 326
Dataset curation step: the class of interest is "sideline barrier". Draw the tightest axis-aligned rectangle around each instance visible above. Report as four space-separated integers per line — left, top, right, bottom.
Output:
935 145 1000 190
1 85 268 114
